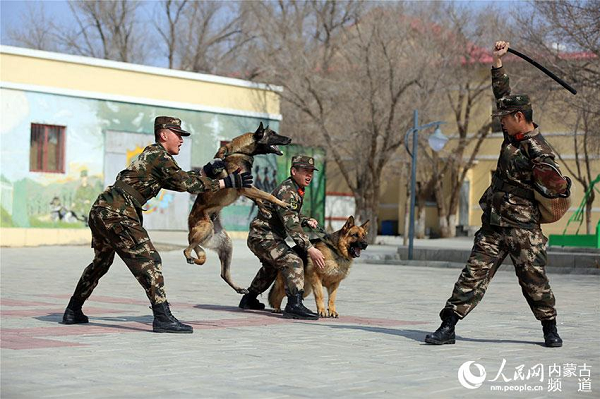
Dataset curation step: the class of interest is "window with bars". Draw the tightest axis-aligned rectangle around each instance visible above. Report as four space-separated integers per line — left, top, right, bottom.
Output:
30 123 66 173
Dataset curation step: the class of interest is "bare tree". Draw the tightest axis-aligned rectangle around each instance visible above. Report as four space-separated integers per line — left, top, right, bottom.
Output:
243 1 445 240
171 1 250 74
515 0 600 233
154 0 188 69
416 5 509 238
7 3 59 51
55 0 147 63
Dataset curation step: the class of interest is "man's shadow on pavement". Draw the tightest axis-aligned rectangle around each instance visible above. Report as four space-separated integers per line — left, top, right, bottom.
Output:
316 324 543 346
193 303 286 319
37 313 153 333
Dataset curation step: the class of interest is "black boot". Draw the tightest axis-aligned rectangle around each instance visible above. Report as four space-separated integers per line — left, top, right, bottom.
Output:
283 291 319 320
151 302 193 333
62 296 89 324
542 319 563 347
239 291 265 310
425 309 459 345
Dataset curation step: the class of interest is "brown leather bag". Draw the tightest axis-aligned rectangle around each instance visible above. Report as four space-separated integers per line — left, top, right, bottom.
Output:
532 162 572 224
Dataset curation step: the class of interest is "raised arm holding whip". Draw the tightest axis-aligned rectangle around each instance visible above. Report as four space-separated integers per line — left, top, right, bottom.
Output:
424 41 571 348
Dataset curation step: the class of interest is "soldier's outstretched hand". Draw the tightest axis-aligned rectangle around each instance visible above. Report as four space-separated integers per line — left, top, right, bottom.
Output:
223 168 253 189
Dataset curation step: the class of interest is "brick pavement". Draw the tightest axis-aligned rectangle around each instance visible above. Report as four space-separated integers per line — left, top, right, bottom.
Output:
1 239 598 398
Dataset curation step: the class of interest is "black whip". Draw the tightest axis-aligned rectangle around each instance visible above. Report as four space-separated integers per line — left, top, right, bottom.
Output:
507 47 577 95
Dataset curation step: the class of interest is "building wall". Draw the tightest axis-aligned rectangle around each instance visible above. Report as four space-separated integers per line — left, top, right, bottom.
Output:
0 46 280 117
0 46 286 245
0 88 281 231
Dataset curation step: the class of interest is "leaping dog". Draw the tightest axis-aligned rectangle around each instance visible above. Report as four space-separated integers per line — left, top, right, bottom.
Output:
184 123 292 294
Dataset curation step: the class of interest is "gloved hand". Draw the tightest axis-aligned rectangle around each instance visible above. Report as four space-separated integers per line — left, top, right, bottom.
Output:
203 158 226 178
222 169 253 189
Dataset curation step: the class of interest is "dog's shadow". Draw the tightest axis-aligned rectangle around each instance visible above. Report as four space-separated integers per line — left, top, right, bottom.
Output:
318 323 543 346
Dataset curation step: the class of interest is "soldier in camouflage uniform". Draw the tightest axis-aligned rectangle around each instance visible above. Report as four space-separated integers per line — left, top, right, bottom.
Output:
425 41 570 347
62 116 253 333
239 155 326 320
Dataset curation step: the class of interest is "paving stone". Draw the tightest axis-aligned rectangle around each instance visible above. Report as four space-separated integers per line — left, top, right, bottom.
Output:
1 238 598 398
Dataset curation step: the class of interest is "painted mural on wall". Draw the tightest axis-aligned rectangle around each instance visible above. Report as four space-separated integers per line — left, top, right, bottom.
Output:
0 88 327 232
0 87 281 231
102 130 192 230
1 89 105 228
216 144 326 232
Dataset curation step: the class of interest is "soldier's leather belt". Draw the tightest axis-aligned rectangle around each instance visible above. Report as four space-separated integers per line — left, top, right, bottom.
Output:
492 175 535 200
114 180 146 208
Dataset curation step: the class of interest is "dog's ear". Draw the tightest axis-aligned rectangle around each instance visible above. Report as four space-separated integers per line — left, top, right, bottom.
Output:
254 122 265 140
342 216 355 232
215 143 228 159
360 220 370 233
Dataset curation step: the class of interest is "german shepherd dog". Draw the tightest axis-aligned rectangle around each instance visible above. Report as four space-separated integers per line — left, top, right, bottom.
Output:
183 123 292 294
269 216 369 317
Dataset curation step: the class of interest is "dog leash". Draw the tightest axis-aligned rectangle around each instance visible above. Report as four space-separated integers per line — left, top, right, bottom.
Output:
302 221 337 248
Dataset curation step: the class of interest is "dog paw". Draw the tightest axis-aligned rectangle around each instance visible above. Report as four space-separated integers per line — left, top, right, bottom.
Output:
272 308 282 314
328 310 339 318
318 309 328 318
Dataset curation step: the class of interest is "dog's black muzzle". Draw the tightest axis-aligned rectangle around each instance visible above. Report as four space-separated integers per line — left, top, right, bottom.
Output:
349 241 368 258
268 134 291 145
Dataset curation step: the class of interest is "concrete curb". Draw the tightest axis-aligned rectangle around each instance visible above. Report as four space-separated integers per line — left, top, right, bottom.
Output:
360 258 600 275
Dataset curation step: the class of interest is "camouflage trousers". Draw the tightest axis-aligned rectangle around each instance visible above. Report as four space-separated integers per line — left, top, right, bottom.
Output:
72 205 167 305
247 235 304 296
443 225 556 321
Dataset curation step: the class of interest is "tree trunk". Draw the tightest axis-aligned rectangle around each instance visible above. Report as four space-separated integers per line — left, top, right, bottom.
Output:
355 192 379 244
438 216 449 238
447 214 457 238
446 187 459 238
585 191 595 234
416 205 426 239
433 179 451 238
414 181 427 239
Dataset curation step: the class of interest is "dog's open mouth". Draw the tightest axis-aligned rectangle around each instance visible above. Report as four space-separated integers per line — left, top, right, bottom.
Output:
349 245 362 258
270 145 283 155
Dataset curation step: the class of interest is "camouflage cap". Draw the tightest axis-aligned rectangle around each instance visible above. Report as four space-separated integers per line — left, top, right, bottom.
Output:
492 95 532 117
291 155 318 171
154 116 190 136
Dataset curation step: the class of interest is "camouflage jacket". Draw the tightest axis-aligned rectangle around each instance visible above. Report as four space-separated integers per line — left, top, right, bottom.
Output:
481 66 563 229
94 142 219 222
248 177 313 251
